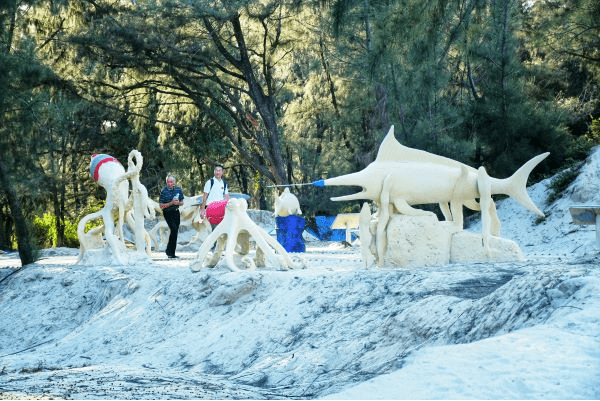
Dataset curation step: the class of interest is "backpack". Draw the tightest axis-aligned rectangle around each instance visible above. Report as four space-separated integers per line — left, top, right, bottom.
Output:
210 178 228 196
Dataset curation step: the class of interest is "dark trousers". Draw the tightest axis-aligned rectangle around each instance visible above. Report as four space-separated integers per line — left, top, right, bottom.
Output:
163 208 180 256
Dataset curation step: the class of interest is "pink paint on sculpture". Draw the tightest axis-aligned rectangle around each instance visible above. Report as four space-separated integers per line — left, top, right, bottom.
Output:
205 199 229 225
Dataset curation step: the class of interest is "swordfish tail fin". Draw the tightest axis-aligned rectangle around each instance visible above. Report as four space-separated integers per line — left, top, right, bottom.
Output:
501 152 550 217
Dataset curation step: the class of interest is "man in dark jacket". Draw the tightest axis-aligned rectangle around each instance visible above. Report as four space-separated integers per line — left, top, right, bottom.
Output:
159 174 185 258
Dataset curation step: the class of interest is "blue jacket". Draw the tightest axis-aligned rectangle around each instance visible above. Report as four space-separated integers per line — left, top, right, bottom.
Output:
160 186 184 211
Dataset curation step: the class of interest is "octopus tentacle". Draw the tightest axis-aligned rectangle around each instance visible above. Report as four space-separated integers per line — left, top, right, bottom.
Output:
190 198 295 272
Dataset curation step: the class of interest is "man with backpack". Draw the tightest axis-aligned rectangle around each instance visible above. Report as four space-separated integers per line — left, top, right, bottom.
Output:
199 164 230 228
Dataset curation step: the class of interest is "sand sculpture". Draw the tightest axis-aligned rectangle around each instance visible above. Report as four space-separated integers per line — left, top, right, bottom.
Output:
190 198 294 272
273 188 306 252
77 150 155 265
317 126 549 267
274 187 302 217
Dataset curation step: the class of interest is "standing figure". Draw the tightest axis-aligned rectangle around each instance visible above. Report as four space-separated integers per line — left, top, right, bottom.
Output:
199 164 230 229
159 174 185 258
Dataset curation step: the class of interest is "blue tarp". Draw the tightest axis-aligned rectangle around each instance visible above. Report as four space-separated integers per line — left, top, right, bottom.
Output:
306 216 358 242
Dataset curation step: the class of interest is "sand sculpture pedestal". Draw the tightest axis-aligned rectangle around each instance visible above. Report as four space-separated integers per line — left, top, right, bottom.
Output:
383 215 524 268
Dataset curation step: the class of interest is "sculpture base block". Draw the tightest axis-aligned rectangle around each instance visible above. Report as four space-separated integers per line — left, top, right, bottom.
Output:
450 231 524 263
78 246 151 266
383 215 524 268
385 215 456 268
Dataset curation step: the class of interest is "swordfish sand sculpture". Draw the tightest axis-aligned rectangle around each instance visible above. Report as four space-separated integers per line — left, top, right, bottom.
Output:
316 126 549 266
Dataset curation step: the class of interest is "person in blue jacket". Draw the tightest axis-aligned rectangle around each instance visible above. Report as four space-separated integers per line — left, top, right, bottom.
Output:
159 174 185 258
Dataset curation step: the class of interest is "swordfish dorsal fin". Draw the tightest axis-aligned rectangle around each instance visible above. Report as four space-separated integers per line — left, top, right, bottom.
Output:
375 125 418 162
376 126 477 173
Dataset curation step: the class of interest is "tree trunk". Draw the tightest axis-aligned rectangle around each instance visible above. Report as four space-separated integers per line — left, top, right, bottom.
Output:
55 183 66 247
0 206 13 249
319 37 339 115
202 14 289 186
4 0 17 55
0 158 35 266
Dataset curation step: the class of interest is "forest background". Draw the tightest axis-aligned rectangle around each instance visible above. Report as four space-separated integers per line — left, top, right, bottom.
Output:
1 0 600 265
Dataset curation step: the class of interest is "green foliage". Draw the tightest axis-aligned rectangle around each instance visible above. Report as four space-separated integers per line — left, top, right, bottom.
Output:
33 213 80 248
534 213 548 225
587 118 600 144
557 119 600 177
546 164 582 205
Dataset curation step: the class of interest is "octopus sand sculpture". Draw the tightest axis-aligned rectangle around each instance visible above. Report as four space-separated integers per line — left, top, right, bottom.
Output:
190 198 295 272
316 126 549 267
77 150 155 265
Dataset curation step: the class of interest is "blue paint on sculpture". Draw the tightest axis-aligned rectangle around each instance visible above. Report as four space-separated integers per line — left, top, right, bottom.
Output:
276 215 306 252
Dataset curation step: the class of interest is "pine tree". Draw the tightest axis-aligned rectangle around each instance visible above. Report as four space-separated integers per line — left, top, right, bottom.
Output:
59 0 310 187
462 0 570 176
